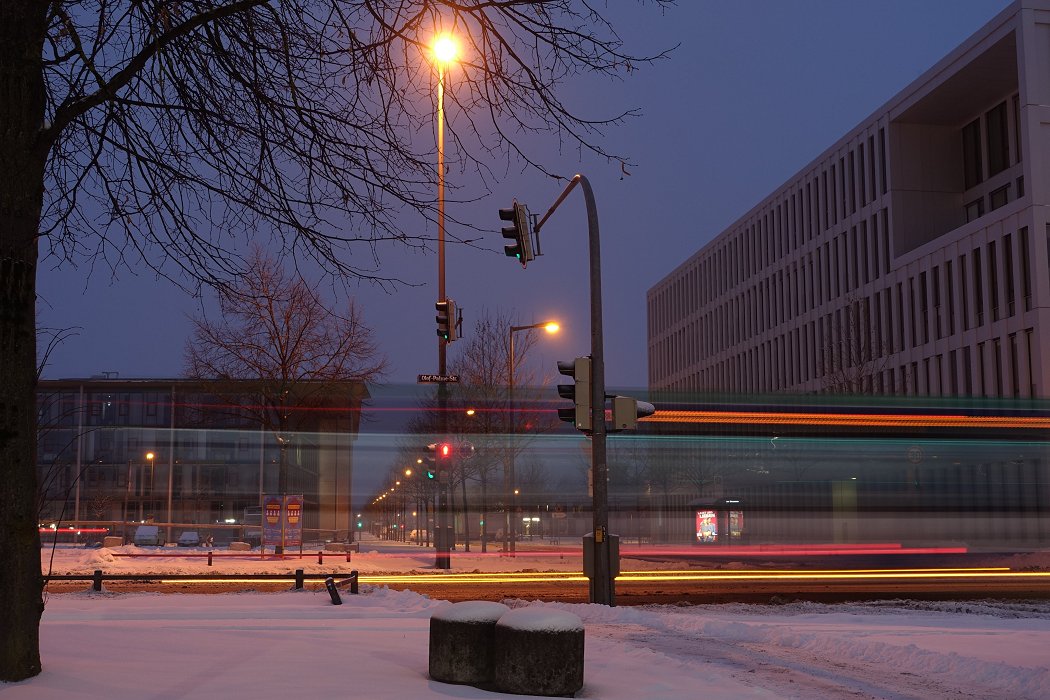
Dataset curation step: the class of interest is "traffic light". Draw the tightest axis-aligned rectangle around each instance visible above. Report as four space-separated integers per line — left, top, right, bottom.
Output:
425 442 453 480
557 356 592 432
610 396 656 431
436 299 457 342
499 200 533 268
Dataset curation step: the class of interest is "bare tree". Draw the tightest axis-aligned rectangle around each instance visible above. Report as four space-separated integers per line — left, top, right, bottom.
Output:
184 248 385 550
1 0 668 679
820 294 890 395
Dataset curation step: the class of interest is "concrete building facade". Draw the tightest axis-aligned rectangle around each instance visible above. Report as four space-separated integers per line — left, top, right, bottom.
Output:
648 1 1050 397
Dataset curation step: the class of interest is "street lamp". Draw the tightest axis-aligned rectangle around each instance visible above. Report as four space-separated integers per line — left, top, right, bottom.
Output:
507 321 560 553
432 31 459 569
145 452 155 522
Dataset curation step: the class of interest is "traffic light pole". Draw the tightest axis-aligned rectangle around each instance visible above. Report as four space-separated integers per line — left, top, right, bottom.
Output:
534 174 614 605
435 61 451 570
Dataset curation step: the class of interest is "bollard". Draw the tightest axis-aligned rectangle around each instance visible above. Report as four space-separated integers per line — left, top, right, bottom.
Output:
295 569 305 590
318 551 323 565
325 576 342 605
92 569 103 592
207 551 213 566
349 570 359 595
346 549 351 563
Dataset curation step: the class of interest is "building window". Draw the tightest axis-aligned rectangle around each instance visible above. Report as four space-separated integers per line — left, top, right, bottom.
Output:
946 259 956 336
1013 93 1022 163
962 118 983 189
1003 232 1015 317
986 101 1009 176
1020 227 1031 311
988 241 999 323
965 198 985 223
972 248 984 327
878 128 888 194
989 184 1009 211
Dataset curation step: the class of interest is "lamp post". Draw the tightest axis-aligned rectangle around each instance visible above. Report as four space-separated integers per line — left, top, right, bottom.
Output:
145 452 155 522
432 32 458 569
507 321 560 554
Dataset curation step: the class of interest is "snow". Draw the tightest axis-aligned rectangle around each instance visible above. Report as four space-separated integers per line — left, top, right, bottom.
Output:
497 607 583 633
433 600 509 623
10 538 1050 699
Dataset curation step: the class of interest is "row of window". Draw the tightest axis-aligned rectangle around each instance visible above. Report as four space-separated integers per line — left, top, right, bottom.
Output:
670 325 1036 400
962 95 1022 190
652 224 1034 386
650 128 890 334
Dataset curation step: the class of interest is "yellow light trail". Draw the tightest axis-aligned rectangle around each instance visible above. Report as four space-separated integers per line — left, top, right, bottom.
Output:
154 566 1038 587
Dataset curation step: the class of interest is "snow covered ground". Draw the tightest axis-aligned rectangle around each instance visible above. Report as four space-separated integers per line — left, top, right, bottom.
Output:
10 537 1049 699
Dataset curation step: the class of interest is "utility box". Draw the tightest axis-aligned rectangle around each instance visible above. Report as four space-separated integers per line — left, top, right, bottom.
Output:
582 532 620 577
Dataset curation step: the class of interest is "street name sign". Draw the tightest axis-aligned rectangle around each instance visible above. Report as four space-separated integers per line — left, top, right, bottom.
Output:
417 374 460 384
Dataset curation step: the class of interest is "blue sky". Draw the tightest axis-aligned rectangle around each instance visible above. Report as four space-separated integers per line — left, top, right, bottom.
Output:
36 1 1012 391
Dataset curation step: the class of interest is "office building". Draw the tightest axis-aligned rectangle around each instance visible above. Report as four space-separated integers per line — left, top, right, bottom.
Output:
648 0 1050 398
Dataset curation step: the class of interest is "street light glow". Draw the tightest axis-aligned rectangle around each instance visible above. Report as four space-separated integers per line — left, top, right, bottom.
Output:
432 34 458 64
544 322 560 334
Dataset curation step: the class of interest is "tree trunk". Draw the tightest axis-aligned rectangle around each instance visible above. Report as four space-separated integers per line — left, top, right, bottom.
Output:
480 475 489 553
0 0 47 681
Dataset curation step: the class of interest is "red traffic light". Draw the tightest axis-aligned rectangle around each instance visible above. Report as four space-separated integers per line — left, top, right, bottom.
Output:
438 443 451 458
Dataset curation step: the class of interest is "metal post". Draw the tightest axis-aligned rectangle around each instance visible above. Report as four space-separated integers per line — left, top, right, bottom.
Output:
122 459 132 544
533 174 614 605
507 330 516 555
434 60 452 570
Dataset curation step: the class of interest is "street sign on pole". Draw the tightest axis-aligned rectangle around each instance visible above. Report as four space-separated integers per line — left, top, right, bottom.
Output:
417 374 460 384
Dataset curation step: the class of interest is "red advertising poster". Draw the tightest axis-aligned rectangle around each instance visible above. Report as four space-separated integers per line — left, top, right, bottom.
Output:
695 510 717 543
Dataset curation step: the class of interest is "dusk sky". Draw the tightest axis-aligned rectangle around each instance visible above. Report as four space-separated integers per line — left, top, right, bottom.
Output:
36 1 1012 392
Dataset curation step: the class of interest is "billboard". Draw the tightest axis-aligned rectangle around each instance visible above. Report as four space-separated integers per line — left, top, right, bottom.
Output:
262 495 304 550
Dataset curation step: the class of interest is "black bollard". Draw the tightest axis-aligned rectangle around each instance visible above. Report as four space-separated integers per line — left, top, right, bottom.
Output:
295 569 305 590
318 551 323 565
92 569 103 592
349 570 359 595
207 551 213 566
325 576 342 605
346 549 351 563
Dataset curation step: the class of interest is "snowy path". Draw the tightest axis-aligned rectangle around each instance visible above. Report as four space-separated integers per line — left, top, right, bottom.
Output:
4 590 1048 699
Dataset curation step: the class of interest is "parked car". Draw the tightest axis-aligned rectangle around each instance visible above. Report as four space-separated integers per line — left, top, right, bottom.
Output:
133 525 166 546
177 531 201 547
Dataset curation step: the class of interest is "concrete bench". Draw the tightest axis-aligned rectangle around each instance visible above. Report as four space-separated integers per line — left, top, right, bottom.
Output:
492 608 584 697
102 536 123 548
228 541 252 551
324 543 347 552
429 601 509 686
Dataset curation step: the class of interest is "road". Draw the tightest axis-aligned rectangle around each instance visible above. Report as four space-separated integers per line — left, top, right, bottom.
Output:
43 568 1050 604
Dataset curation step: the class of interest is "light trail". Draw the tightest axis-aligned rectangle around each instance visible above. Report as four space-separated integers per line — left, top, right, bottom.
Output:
153 566 1037 587
642 409 1050 430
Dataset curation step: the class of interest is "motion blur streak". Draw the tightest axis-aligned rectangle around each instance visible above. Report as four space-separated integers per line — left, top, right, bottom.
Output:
643 410 1050 429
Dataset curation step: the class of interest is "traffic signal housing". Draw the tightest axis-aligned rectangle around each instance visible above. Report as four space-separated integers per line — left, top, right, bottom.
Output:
435 299 457 342
557 356 593 432
499 200 533 268
425 442 453 481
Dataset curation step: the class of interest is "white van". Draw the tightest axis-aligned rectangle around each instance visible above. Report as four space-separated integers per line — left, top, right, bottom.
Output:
133 525 166 546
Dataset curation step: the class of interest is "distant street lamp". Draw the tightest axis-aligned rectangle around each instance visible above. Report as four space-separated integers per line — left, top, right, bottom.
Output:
145 452 156 521
507 321 560 554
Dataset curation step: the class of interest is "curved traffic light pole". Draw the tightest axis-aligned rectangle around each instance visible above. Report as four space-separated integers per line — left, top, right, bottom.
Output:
533 174 614 606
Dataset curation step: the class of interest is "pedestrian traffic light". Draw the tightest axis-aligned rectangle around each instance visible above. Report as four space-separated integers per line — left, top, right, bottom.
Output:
557 356 592 432
435 299 457 342
499 200 533 268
